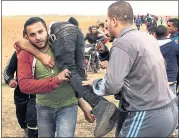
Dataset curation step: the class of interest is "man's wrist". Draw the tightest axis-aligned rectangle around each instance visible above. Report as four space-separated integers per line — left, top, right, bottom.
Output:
82 108 90 114
37 52 45 60
7 78 14 85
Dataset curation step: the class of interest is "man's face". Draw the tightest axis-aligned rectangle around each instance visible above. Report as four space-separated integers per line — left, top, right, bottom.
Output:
91 27 97 34
99 25 102 29
26 22 48 49
167 21 176 34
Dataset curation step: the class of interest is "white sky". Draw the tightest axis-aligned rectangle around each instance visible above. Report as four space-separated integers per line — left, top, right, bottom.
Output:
2 1 178 16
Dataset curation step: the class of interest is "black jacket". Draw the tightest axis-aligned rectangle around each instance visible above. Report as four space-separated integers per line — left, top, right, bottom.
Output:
84 33 105 44
4 51 18 84
3 51 36 102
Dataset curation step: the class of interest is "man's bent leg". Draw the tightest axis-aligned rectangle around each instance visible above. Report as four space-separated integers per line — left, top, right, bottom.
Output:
36 104 55 137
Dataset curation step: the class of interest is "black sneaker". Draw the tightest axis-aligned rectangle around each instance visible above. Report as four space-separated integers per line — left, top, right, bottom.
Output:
92 100 117 137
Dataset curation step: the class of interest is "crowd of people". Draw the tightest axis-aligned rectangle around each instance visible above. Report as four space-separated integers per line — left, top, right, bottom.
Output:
133 14 171 33
3 0 178 137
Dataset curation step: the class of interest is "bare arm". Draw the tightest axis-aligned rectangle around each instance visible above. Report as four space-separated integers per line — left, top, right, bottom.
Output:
15 39 54 68
78 98 95 123
15 39 44 59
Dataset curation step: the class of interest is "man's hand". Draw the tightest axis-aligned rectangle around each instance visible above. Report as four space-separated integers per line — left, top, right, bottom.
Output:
39 53 55 69
56 69 71 81
9 79 17 88
82 79 94 86
84 110 96 123
100 60 108 69
14 43 22 57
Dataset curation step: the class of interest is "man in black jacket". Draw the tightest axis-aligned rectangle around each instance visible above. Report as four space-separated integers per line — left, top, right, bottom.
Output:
84 25 105 44
3 31 38 138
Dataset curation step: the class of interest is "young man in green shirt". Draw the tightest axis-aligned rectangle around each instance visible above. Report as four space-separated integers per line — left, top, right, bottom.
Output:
17 17 118 137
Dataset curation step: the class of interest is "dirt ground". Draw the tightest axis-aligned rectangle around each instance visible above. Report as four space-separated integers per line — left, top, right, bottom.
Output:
1 15 173 137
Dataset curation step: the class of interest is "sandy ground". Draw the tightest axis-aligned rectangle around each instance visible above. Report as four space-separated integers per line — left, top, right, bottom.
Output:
1 15 173 137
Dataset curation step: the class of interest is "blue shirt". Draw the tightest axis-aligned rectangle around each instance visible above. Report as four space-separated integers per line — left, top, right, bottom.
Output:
158 39 179 82
170 32 179 44
135 18 142 25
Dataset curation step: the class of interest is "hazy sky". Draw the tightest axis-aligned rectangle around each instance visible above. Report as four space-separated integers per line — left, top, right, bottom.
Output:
2 1 178 16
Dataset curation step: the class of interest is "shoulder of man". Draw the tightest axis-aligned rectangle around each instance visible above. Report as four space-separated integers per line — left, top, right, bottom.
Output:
112 30 150 61
18 50 34 62
171 40 179 50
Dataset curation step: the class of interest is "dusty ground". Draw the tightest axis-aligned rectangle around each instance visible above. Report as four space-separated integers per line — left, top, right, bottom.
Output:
1 15 173 137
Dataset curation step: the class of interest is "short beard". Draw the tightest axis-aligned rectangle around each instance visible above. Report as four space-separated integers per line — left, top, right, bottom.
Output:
109 30 116 39
29 39 48 50
109 36 115 42
108 25 116 39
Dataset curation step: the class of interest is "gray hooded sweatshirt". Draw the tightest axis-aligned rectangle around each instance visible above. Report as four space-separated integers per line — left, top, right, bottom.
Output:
94 27 176 112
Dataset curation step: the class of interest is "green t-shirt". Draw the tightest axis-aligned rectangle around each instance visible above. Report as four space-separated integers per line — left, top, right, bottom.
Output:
35 48 78 108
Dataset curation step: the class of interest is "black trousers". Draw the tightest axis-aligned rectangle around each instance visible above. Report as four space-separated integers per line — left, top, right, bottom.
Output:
136 25 140 30
14 86 38 137
14 86 29 129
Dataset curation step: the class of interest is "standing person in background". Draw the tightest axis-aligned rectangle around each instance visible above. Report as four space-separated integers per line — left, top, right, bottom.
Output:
135 16 142 30
154 25 178 96
146 13 152 32
160 17 163 25
133 15 136 23
84 25 105 44
167 18 179 97
155 25 179 137
141 15 144 24
167 18 179 43
98 23 110 44
150 19 157 29
165 16 169 23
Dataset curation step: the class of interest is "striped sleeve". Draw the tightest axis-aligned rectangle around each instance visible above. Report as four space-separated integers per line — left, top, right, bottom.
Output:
3 51 17 84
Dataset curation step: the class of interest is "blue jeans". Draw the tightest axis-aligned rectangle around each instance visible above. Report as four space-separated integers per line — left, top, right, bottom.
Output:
36 103 78 137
